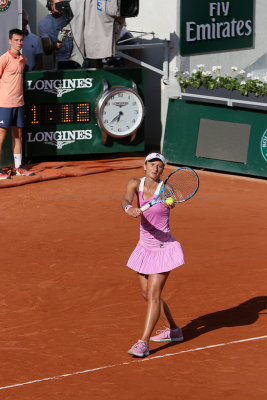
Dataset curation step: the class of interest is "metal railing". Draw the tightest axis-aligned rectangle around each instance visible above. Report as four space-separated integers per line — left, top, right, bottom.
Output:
116 39 171 83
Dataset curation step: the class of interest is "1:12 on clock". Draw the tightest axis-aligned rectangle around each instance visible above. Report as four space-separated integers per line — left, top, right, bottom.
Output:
26 103 91 125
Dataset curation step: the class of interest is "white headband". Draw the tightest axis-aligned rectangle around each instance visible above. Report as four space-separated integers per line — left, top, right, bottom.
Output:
145 153 166 165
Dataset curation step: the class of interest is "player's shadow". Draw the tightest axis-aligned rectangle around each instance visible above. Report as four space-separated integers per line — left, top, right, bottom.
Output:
149 296 267 355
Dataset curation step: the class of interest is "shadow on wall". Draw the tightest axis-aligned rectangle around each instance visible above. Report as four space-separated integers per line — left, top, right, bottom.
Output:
137 37 167 151
171 31 191 77
245 53 267 79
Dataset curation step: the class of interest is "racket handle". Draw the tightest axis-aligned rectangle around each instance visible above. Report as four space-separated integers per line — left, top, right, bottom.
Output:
140 203 151 212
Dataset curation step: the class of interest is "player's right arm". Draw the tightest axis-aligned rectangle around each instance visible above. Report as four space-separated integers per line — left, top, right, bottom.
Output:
121 178 142 218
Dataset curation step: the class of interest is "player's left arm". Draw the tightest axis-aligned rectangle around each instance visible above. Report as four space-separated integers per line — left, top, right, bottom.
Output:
121 178 142 218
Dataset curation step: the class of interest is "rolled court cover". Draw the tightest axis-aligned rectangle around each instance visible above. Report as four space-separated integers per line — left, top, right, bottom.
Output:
0 157 144 189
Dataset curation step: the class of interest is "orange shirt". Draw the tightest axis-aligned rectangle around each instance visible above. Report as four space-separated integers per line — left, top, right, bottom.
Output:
0 50 26 107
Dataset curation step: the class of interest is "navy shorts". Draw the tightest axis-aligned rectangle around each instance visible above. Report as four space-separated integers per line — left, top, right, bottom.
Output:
0 106 25 129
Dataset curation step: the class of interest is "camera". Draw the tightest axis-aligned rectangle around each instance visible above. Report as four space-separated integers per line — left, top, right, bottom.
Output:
120 0 139 17
46 0 73 22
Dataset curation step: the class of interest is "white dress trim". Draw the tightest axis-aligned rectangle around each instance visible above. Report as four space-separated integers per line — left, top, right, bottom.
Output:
139 177 163 195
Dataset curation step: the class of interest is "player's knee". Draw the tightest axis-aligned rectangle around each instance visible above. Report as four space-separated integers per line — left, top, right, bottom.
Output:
141 290 148 302
146 289 160 303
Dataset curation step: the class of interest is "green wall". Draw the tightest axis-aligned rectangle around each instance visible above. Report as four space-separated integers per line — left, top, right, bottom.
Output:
163 99 267 177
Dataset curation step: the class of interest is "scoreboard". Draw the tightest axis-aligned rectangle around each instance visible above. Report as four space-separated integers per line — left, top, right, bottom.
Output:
26 103 91 125
23 68 145 159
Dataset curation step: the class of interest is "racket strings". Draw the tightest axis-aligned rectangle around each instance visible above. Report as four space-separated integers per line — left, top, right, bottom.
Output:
164 170 198 201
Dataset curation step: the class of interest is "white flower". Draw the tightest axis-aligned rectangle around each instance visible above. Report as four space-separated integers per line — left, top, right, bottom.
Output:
212 65 222 72
178 64 267 95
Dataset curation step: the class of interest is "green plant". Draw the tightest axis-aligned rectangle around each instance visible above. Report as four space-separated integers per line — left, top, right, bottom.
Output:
177 65 267 97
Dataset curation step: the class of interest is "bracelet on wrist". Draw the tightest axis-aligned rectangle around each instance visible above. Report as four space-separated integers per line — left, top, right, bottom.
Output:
124 205 133 213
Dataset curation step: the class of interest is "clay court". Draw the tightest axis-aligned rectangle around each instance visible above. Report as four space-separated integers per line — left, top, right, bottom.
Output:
0 157 266 400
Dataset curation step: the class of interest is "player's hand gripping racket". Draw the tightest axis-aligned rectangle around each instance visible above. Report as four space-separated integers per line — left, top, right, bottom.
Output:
140 167 199 212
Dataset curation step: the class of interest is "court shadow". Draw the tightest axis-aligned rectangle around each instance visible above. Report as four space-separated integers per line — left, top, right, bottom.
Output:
149 296 267 355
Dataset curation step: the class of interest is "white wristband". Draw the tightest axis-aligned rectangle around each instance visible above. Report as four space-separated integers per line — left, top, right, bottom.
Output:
124 205 133 213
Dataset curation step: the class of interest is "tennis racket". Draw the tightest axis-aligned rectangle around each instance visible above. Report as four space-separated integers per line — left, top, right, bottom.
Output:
140 167 199 212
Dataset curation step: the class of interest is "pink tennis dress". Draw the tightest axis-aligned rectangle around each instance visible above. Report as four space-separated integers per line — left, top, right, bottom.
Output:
127 178 184 274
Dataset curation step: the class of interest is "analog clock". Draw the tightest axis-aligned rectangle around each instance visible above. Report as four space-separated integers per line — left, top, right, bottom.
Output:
96 81 144 144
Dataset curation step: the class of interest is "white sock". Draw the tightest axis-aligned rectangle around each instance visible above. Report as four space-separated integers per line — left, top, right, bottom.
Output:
14 154 22 169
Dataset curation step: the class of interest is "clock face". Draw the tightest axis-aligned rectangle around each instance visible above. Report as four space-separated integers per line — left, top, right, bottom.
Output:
98 88 144 137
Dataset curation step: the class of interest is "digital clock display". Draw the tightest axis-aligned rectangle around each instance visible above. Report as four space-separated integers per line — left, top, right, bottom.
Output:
26 103 91 125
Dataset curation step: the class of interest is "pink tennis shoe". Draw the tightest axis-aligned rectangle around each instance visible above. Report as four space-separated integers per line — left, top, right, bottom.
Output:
0 169 11 180
150 326 184 342
128 340 150 357
13 166 35 176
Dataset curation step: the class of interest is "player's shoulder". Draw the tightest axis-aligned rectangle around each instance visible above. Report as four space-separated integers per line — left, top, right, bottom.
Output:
128 177 141 184
127 177 141 189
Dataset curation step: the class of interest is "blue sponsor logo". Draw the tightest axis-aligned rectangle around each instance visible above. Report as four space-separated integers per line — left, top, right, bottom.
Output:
97 0 111 12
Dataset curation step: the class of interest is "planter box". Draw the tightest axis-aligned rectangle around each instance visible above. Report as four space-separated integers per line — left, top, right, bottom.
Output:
185 86 230 98
180 86 267 111
181 86 230 106
230 90 267 111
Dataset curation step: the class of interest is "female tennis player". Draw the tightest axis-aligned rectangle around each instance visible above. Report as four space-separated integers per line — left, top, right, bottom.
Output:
121 153 184 357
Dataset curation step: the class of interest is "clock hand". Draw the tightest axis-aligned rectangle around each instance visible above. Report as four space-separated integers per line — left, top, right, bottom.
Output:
110 111 124 124
117 111 124 123
110 114 120 123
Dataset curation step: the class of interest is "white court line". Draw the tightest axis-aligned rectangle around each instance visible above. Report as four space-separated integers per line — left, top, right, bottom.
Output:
1 334 267 391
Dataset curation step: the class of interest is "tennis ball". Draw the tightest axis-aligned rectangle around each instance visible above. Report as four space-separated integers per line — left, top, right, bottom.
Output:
166 197 174 206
